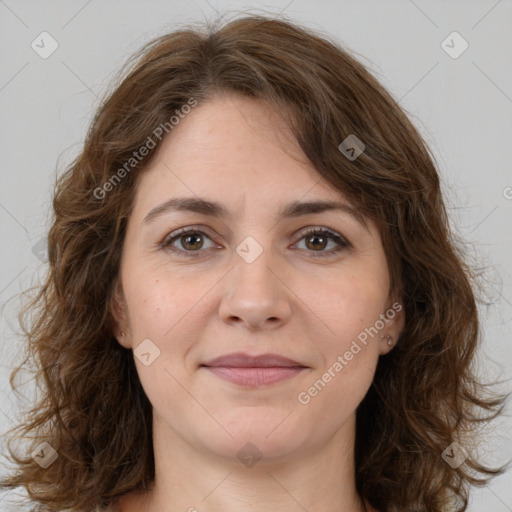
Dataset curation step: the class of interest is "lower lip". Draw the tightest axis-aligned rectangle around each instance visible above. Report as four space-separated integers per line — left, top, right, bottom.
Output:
203 366 306 386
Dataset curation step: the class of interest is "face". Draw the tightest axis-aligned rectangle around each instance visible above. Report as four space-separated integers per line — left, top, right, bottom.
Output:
112 93 404 465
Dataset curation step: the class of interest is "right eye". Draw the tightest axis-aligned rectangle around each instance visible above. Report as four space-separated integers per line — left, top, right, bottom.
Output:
160 226 221 257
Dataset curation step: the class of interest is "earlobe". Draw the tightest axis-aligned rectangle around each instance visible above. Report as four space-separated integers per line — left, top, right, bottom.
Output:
380 298 405 354
383 334 394 347
380 333 395 354
118 330 131 349
109 282 131 348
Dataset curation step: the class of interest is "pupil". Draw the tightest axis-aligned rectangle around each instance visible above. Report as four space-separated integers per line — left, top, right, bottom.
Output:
184 234 202 250
307 234 326 250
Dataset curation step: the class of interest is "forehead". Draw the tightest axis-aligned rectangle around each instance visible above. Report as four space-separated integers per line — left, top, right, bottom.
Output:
131 94 352 216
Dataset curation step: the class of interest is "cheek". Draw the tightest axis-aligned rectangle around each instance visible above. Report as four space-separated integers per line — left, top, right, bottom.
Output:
313 269 389 337
293 337 378 447
298 270 387 406
123 269 217 380
297 334 379 424
124 266 199 336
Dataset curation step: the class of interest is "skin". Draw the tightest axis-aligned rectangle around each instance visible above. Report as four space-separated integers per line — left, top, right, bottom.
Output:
111 93 404 512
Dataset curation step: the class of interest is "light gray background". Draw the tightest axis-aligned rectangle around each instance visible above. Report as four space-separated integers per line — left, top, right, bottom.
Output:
1 1 511 510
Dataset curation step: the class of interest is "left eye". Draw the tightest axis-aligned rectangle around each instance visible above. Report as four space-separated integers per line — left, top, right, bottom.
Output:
161 227 217 254
293 228 349 258
160 227 349 258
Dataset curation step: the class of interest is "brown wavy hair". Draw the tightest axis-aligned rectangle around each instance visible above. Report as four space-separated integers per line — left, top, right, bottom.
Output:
1 13 507 512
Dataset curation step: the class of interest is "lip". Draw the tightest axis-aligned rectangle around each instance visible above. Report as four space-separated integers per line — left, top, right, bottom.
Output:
202 352 305 368
201 352 308 387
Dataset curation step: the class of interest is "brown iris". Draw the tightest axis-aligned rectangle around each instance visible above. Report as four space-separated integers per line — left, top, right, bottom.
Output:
305 233 328 251
181 233 204 251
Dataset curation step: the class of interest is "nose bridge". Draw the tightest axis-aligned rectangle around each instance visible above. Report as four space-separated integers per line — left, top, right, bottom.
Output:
218 233 291 329
235 235 275 291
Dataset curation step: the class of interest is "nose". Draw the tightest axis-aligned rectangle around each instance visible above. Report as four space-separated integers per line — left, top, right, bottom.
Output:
218 242 293 331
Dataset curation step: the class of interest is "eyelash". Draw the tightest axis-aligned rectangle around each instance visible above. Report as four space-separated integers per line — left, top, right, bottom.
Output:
159 226 350 259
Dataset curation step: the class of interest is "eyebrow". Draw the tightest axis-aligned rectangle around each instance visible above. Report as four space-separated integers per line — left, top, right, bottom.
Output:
143 197 368 230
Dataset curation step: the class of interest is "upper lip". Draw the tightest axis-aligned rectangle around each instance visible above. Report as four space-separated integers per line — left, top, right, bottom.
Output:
201 352 306 368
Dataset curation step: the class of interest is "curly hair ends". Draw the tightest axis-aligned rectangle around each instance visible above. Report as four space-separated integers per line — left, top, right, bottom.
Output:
1 14 507 512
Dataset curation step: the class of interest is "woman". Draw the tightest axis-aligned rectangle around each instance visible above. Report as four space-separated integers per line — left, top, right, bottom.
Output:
1 14 505 512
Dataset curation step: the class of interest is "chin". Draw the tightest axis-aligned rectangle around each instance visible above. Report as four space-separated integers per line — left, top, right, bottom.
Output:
203 410 312 463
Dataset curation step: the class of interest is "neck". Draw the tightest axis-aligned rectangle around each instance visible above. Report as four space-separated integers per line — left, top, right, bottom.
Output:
118 411 374 512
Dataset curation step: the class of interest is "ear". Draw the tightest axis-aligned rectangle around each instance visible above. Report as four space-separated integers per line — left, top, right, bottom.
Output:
109 279 132 349
379 297 405 355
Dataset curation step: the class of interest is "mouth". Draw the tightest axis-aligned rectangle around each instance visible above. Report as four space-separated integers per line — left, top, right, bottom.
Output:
200 352 308 387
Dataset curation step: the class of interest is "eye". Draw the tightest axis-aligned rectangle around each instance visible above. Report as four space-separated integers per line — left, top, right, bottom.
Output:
293 227 350 258
160 226 350 258
160 226 219 256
